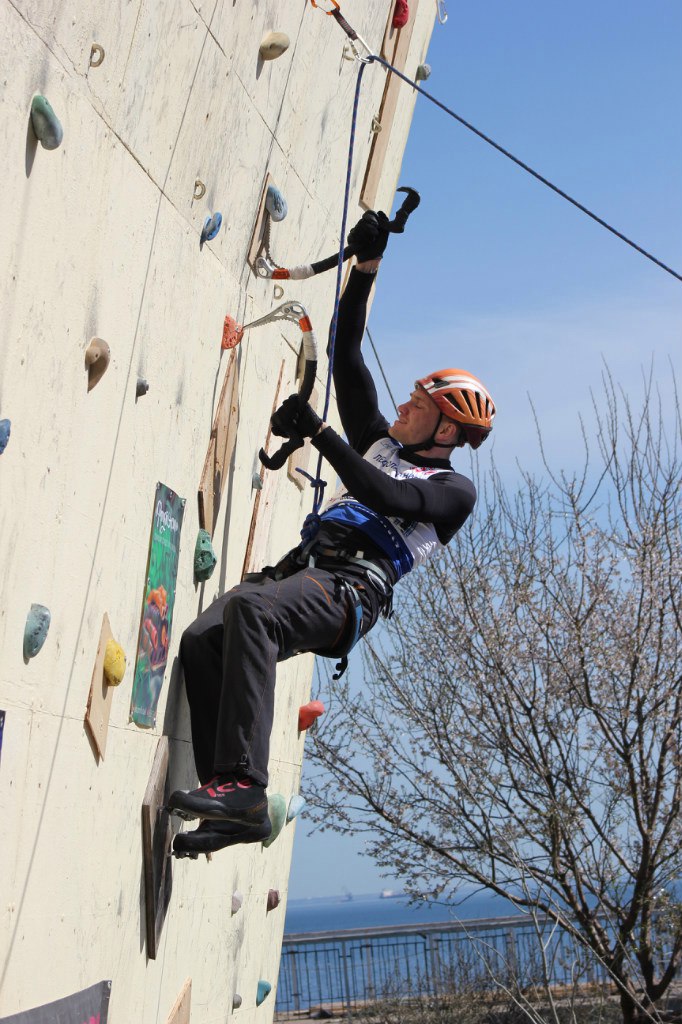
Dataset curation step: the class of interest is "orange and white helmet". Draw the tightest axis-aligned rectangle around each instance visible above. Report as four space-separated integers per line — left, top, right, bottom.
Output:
417 368 496 449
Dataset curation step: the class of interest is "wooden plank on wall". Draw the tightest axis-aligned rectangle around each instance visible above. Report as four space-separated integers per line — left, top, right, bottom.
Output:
165 978 191 1024
198 348 239 535
84 612 115 761
241 360 286 578
361 2 420 211
141 736 172 960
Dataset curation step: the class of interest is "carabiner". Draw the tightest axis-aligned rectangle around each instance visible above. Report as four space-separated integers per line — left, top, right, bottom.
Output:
310 0 339 13
436 0 448 25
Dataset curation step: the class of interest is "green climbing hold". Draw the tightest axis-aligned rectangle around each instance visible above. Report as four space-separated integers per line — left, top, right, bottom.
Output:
30 95 63 150
194 529 217 582
287 794 306 822
262 794 286 848
256 980 272 1006
23 604 51 659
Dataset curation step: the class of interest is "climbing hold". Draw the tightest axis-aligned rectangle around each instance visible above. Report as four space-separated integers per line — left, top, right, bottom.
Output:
266 889 281 911
259 32 290 61
85 338 111 392
256 981 272 1007
265 184 287 223
416 63 431 81
89 43 105 68
298 700 325 732
23 604 51 659
232 993 242 1010
193 180 206 201
103 638 126 686
392 0 409 28
0 419 10 454
194 529 217 583
221 315 244 351
262 794 286 848
251 471 263 491
200 212 222 247
136 378 149 398
287 794 306 822
30 95 63 150
231 890 243 914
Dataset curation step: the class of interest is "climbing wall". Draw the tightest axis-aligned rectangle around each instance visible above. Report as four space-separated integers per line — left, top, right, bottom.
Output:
0 1 436 1021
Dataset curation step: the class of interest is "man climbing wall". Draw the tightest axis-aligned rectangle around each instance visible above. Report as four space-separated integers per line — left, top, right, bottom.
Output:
168 210 496 857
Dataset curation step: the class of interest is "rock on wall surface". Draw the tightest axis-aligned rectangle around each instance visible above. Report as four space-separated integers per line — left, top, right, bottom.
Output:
0 1 436 1021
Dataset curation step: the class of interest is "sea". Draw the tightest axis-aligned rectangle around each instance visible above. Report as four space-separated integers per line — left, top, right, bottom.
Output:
284 888 521 934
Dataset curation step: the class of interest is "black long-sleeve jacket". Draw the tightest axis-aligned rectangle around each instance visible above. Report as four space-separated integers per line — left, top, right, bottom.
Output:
310 268 476 586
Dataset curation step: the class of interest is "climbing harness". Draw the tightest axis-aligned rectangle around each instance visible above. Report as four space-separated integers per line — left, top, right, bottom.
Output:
227 300 319 470
255 186 421 282
308 0 682 285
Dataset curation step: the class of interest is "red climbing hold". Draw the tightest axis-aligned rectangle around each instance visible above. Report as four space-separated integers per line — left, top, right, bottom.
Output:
222 316 244 350
392 0 409 28
298 700 325 732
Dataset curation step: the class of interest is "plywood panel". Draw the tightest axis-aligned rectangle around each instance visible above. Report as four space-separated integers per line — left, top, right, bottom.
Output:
84 612 115 761
242 361 286 578
198 349 239 535
141 736 173 961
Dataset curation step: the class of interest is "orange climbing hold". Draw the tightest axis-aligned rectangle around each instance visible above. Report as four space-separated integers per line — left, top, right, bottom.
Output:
298 700 325 731
221 316 244 350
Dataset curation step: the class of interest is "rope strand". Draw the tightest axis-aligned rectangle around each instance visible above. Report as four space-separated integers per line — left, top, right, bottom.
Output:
370 55 682 284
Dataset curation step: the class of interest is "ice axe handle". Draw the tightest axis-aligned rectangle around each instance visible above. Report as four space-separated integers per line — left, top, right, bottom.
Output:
388 187 421 233
259 434 304 471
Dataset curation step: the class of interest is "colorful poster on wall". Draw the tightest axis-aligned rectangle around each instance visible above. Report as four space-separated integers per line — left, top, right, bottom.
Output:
0 979 111 1023
130 483 185 729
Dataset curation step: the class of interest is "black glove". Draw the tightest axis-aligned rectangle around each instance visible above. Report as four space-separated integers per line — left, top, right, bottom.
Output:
271 395 322 439
347 210 391 261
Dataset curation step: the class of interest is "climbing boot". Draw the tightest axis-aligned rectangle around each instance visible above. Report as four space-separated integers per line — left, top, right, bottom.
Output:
173 816 272 859
167 773 268 825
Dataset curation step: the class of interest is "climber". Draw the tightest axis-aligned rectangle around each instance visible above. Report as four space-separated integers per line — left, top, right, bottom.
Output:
169 210 496 857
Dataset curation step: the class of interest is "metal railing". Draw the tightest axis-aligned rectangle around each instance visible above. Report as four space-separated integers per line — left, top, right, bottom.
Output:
275 914 609 1017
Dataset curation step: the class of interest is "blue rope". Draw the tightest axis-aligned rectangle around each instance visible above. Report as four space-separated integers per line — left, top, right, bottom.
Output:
311 58 370 514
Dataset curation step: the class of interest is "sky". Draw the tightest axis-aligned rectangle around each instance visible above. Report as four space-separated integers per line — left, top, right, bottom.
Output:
288 0 682 901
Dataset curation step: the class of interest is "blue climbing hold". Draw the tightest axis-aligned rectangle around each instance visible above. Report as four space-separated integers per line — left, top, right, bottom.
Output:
0 419 10 454
200 212 222 246
24 604 51 659
265 184 287 222
256 981 272 1006
30 95 63 150
287 794 306 822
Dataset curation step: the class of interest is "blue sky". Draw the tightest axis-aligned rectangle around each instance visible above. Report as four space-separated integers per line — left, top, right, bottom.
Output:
288 0 682 900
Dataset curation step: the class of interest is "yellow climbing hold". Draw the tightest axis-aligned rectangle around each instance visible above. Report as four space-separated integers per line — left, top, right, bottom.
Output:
103 638 126 686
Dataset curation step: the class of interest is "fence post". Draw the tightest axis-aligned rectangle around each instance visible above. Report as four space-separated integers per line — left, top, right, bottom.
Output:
340 940 353 1021
290 950 301 1013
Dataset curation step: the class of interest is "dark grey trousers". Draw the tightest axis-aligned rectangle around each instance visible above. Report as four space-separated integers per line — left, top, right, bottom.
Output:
179 566 381 786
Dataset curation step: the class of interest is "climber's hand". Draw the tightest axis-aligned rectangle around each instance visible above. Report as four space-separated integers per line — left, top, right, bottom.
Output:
347 210 391 261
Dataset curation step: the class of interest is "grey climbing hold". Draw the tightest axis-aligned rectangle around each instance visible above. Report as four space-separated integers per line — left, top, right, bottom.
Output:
89 43 105 68
30 95 63 150
251 471 263 491
415 63 431 81
231 890 243 914
267 888 280 911
256 981 272 1006
194 529 217 582
24 604 51 659
287 794 306 822
200 212 222 247
136 378 149 398
262 794 287 848
265 183 287 222
0 419 10 454
232 993 242 1010
85 338 111 392
259 32 290 61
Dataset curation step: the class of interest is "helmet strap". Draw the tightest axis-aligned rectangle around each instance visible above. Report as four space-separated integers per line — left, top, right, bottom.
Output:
398 416 461 455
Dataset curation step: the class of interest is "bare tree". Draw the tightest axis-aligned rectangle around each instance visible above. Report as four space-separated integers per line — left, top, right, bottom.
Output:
307 370 682 1024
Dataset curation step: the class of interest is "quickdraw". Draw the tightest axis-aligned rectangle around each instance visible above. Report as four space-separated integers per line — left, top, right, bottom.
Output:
310 0 372 59
223 301 318 471
255 186 420 282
